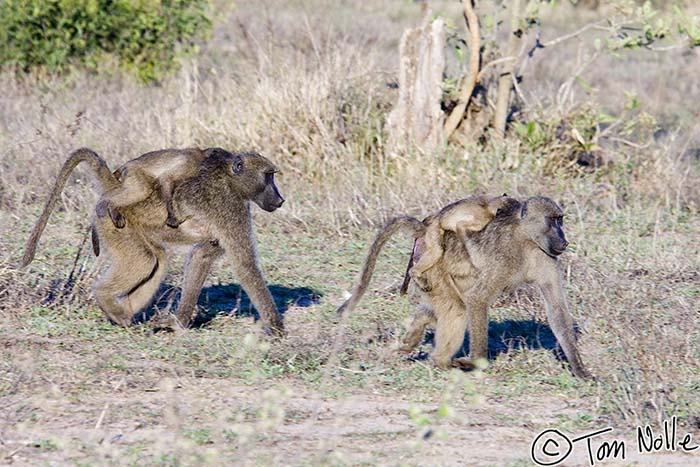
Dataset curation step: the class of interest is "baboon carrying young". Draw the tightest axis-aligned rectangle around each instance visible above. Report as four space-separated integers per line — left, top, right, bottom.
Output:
409 194 511 291
22 147 286 334
337 196 590 378
96 148 213 229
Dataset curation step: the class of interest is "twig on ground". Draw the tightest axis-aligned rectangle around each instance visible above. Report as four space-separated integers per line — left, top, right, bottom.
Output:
94 378 126 430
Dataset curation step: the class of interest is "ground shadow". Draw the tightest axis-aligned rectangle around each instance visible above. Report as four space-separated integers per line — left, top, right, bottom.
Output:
409 318 573 365
134 282 322 327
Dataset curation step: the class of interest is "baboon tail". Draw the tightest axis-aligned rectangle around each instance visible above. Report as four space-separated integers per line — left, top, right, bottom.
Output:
399 238 419 295
336 216 425 316
22 148 115 267
91 224 100 257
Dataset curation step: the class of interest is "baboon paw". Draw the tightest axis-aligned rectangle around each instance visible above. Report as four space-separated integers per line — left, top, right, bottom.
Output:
110 210 126 229
166 217 181 229
150 313 185 332
410 274 431 292
451 357 477 370
572 367 594 380
452 357 488 371
105 315 132 328
262 322 285 338
432 360 450 371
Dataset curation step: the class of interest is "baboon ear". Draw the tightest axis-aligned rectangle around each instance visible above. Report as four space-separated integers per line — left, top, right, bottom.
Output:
232 155 244 174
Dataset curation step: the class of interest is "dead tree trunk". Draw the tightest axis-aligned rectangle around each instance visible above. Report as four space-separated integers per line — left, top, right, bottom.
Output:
493 0 523 140
386 13 446 153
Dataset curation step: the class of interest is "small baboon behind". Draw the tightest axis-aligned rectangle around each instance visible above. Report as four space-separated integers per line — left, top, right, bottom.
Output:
23 147 286 334
96 148 213 229
409 194 512 291
337 196 590 378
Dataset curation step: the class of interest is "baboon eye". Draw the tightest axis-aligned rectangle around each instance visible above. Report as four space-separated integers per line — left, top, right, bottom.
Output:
548 216 563 228
265 172 274 184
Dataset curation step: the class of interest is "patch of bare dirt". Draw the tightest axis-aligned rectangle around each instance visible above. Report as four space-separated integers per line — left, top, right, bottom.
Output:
3 376 697 466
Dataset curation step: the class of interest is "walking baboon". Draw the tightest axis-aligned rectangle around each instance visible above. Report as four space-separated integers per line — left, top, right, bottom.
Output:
96 148 213 229
409 194 512 291
337 196 590 378
22 147 286 335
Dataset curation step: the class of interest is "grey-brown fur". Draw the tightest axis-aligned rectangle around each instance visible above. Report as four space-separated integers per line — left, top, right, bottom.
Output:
336 216 426 317
409 194 512 293
96 147 211 229
23 147 285 335
338 196 590 378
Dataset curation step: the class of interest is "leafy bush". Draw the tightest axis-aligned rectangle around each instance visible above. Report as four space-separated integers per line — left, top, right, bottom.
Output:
0 0 212 83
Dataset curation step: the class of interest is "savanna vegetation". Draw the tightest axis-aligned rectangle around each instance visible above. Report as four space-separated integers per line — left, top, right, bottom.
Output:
1 1 698 465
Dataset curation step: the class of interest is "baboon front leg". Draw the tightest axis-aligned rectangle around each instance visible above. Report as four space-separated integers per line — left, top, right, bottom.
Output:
539 276 591 378
171 240 224 328
467 298 489 363
219 235 283 336
400 305 436 353
431 297 469 369
235 252 283 336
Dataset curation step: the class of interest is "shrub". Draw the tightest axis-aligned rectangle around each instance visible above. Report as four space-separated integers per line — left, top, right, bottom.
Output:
0 0 212 83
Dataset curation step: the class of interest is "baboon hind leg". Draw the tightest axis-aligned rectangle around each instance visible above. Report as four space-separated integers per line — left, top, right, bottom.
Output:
430 295 469 369
400 305 436 353
93 224 166 326
449 298 490 370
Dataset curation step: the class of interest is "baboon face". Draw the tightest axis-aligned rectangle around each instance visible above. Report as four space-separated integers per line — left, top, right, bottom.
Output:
521 196 568 257
237 152 285 212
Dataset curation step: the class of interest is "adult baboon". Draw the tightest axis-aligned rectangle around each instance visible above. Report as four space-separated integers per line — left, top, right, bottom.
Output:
22 147 285 334
96 148 211 230
337 197 590 378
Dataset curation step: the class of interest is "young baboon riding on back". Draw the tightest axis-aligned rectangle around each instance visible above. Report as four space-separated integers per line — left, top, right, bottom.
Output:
409 194 512 292
337 196 590 378
96 148 212 230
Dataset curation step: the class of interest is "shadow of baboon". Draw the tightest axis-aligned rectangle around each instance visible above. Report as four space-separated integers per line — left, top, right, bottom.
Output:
133 282 322 327
408 318 572 365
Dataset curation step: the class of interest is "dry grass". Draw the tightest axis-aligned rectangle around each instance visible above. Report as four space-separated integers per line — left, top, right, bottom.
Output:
1 0 699 465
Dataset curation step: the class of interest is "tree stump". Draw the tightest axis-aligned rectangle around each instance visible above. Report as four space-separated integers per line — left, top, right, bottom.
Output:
387 13 446 154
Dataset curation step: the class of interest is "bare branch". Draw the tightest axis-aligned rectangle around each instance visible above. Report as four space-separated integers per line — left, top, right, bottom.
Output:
477 56 516 81
443 0 481 141
645 39 691 52
540 20 607 48
493 0 523 139
604 136 652 149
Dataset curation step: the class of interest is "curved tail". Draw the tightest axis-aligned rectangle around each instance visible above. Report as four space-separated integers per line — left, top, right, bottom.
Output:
336 216 425 316
22 148 116 267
